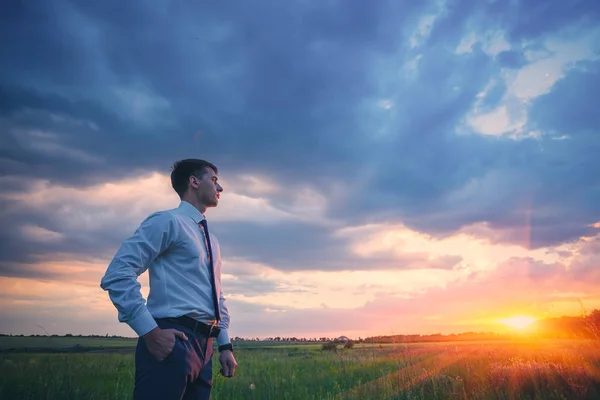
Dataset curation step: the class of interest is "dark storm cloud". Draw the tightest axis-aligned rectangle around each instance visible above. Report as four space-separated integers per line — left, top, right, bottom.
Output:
493 0 600 42
0 188 461 278
214 221 462 271
222 275 313 298
529 59 600 135
495 50 529 69
0 200 131 281
1 0 599 279
520 59 600 247
0 262 58 280
0 83 177 185
0 0 427 185
424 0 598 48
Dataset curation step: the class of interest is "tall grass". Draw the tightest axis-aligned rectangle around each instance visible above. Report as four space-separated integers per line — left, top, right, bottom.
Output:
1 339 598 399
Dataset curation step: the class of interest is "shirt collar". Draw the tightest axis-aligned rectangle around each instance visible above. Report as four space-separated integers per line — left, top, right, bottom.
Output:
178 200 205 224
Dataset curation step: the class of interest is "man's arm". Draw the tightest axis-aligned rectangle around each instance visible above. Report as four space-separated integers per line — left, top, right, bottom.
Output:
100 211 177 336
217 290 237 377
209 234 237 377
217 290 231 347
211 234 231 347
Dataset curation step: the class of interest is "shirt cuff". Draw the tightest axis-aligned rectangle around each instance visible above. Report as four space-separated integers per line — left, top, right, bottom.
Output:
128 308 158 337
217 328 230 346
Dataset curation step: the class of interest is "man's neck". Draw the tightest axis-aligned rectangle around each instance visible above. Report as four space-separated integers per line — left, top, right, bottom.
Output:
182 197 206 215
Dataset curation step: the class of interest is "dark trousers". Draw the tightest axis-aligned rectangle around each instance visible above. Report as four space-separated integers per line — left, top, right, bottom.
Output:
133 318 214 400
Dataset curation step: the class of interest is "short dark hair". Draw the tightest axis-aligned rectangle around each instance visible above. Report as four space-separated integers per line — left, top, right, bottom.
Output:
170 158 218 198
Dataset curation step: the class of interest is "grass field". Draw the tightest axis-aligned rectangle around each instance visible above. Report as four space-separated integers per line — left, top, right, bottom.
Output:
0 336 137 350
1 337 599 399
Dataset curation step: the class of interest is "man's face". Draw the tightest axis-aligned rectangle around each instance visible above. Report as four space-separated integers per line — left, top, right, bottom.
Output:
191 167 223 207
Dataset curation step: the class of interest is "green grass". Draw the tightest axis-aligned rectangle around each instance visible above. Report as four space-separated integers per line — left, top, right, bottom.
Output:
1 338 599 399
0 336 136 350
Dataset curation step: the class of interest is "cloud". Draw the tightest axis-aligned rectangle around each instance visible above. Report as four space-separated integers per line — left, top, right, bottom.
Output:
2 0 596 251
0 275 145 337
0 169 469 275
529 58 600 135
463 25 599 139
456 30 511 57
217 218 467 272
0 172 324 267
238 235 600 337
495 50 528 69
222 267 314 299
336 221 562 272
2 234 598 338
498 0 600 42
1 0 600 337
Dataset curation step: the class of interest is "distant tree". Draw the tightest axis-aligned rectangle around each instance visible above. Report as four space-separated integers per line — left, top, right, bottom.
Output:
321 342 338 352
586 309 600 338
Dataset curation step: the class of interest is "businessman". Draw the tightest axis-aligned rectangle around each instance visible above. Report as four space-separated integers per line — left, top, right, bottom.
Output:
101 158 237 399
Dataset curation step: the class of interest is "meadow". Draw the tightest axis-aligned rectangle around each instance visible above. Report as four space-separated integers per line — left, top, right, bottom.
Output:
1 337 599 399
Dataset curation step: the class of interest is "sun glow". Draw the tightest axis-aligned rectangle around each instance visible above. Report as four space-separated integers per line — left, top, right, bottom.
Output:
499 315 537 330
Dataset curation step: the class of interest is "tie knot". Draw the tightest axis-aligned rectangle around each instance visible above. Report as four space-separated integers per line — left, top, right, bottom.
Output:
199 219 208 228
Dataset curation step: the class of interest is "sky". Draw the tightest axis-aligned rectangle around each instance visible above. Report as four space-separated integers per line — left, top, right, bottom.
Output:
1 0 599 340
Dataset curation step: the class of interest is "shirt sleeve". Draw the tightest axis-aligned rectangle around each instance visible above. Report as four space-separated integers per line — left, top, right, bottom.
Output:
217 289 231 346
211 233 231 346
100 211 178 337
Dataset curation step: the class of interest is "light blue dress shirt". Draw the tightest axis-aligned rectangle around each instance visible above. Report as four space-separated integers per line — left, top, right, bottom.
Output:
100 201 230 346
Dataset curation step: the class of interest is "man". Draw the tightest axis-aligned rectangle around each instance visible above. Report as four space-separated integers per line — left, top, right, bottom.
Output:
100 158 237 399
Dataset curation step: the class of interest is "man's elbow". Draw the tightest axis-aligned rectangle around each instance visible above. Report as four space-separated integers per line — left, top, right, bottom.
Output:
99 263 127 291
99 273 111 291
100 253 138 290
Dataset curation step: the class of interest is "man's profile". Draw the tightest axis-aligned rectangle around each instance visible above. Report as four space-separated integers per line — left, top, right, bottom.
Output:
100 158 237 399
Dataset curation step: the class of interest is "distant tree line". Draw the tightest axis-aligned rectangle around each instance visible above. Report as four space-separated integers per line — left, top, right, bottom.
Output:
2 309 597 341
0 333 131 338
531 309 600 339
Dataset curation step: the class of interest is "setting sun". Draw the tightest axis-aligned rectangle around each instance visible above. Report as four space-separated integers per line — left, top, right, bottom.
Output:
499 315 537 330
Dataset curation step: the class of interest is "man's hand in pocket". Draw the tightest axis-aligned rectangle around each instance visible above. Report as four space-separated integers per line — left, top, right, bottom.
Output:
142 327 188 361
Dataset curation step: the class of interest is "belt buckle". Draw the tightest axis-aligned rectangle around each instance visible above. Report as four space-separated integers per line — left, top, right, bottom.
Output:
207 320 217 337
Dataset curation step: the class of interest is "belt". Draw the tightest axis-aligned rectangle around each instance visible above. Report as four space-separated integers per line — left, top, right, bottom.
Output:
160 316 221 338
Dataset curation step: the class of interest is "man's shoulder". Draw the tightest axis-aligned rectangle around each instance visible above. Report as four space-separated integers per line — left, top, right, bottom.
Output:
144 205 201 226
140 207 181 227
153 205 181 216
